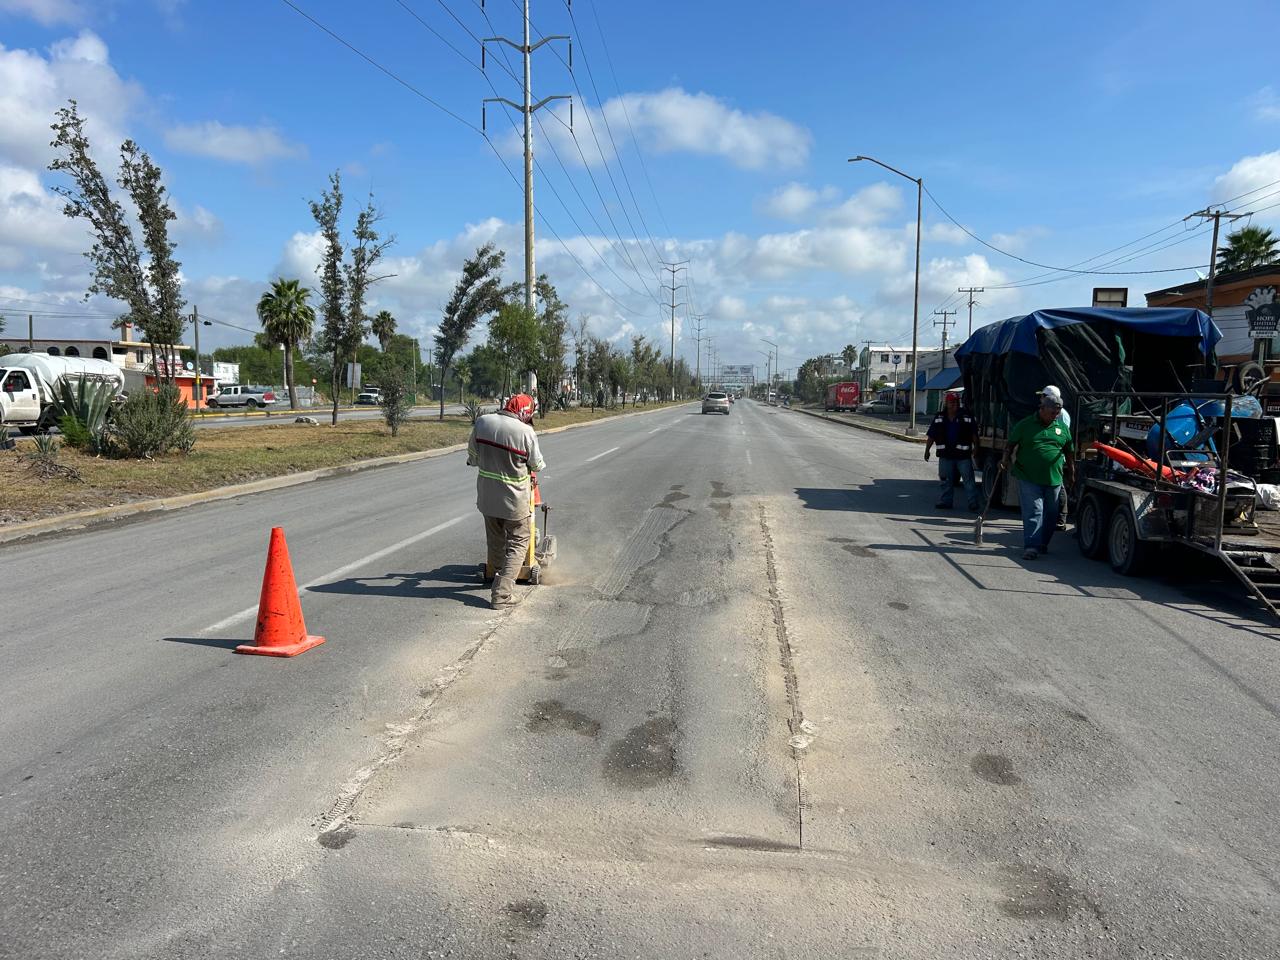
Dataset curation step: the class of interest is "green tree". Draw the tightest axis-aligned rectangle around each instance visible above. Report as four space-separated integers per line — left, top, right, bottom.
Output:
371 309 396 352
378 362 412 436
256 278 315 410
488 301 541 397
1218 226 1279 274
435 244 506 419
452 354 472 403
308 172 393 423
841 343 857 375
530 275 568 418
460 343 505 399
49 100 185 380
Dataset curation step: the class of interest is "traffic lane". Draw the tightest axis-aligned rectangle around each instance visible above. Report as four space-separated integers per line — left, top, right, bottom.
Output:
749 405 1280 954
1 404 696 957
0 403 693 773
192 396 846 958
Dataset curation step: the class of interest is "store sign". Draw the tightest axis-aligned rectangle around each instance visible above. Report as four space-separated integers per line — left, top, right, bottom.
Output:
1246 286 1280 339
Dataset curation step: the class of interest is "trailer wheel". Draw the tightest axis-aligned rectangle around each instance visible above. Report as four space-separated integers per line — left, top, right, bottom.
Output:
1076 492 1110 560
1107 506 1150 576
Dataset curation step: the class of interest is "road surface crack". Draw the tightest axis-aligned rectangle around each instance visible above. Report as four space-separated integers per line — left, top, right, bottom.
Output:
758 502 807 851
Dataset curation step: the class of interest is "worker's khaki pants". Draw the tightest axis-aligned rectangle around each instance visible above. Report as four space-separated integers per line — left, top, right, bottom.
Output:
485 514 531 603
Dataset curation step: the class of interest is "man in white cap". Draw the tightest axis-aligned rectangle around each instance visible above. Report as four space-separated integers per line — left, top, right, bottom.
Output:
1039 385 1071 529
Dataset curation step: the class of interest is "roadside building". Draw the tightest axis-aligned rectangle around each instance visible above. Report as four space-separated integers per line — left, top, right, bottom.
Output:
1 321 211 407
1146 265 1280 365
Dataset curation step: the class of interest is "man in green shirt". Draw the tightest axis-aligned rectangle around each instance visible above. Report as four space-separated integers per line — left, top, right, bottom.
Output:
1002 394 1075 560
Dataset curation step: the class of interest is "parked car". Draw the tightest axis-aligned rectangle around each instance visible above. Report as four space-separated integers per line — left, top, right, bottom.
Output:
856 399 895 414
206 384 277 409
701 391 731 415
355 392 380 405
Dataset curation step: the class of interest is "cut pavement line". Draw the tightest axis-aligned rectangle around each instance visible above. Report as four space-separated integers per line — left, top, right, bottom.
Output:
203 515 468 635
584 446 620 463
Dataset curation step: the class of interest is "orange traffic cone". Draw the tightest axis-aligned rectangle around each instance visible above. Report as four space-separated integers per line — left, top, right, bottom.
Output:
235 527 325 658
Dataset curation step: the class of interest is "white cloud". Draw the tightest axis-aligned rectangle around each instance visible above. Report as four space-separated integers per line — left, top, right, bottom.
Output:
0 0 85 25
536 87 810 171
761 182 839 220
1250 86 1280 123
164 121 306 165
1213 150 1280 211
823 182 901 227
0 31 140 169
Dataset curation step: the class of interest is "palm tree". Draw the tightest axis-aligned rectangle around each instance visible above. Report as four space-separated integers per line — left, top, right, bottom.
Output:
371 309 397 353
1217 226 1279 275
256 278 315 410
841 343 857 376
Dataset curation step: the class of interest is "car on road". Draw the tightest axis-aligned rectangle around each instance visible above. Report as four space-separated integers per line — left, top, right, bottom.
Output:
856 399 895 414
207 384 277 409
701 391 731 415
355 392 380 405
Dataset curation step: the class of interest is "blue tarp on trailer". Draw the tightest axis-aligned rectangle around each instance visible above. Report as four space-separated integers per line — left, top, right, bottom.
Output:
954 307 1221 360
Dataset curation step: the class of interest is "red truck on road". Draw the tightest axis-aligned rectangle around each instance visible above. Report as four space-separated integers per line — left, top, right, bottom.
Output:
824 381 862 412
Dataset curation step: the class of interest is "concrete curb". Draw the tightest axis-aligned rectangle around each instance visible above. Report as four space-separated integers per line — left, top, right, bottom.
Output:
791 406 926 444
0 402 692 545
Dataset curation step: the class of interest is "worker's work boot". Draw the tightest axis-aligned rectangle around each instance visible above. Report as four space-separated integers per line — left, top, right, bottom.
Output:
491 576 517 609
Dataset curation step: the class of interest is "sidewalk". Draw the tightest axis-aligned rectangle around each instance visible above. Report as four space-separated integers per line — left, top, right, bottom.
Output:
792 405 925 444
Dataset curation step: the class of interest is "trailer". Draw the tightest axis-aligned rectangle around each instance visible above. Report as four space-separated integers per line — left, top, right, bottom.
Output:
1072 389 1280 620
954 307 1221 507
824 381 862 412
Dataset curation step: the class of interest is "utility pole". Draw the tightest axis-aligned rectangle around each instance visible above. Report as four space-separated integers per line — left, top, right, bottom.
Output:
957 286 984 337
482 0 571 312
933 309 957 366
192 305 202 412
1185 207 1247 318
28 314 33 350
661 260 688 400
691 315 706 389
858 339 874 396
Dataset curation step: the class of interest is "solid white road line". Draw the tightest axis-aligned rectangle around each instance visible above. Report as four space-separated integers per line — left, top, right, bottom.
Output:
203 514 469 635
584 446 620 463
648 427 662 434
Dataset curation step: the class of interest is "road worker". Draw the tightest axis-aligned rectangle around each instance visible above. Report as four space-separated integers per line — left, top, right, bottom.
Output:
467 393 546 608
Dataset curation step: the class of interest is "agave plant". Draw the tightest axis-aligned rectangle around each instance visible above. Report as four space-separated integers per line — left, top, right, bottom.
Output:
52 377 115 453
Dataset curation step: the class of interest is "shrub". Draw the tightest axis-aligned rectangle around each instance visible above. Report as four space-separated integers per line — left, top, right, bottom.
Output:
463 399 484 423
106 384 196 458
378 364 412 437
52 378 115 453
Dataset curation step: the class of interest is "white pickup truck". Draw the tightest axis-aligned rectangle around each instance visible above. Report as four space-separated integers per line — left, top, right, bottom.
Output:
0 353 125 433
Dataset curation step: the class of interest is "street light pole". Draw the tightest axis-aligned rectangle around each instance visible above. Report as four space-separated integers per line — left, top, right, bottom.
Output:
761 338 777 400
850 155 922 436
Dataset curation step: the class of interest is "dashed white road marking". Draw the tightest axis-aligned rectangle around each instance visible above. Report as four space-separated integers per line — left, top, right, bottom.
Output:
584 446 620 463
204 514 469 634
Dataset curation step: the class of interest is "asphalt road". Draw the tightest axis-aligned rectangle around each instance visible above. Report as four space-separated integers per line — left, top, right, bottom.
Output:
2 401 1277 959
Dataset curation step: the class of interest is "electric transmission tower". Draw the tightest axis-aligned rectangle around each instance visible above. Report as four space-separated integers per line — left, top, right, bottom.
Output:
481 0 572 311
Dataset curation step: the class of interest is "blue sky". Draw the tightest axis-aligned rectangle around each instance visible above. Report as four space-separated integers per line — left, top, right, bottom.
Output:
1 0 1278 375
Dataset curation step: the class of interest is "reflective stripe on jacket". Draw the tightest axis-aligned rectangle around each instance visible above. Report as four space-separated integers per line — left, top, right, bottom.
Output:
926 409 978 459
466 411 547 520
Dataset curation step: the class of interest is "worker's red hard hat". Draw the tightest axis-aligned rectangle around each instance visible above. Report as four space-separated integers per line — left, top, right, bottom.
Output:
504 393 535 423
944 391 960 403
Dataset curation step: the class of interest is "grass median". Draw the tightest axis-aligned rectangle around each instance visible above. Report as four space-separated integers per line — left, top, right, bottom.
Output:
0 402 678 525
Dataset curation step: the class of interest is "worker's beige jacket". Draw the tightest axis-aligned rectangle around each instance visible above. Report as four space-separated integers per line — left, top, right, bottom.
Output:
466 411 546 521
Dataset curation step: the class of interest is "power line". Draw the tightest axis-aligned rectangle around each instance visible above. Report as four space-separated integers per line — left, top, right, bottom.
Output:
279 0 652 319
472 1 662 305
583 0 672 239
923 183 1208 276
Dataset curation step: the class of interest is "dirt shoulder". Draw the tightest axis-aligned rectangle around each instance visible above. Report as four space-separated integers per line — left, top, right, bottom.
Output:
0 404 675 525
